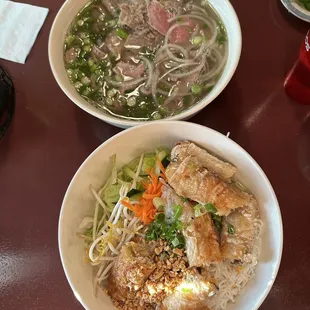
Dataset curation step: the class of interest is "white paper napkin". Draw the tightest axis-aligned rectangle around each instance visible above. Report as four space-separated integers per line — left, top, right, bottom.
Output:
0 1 49 64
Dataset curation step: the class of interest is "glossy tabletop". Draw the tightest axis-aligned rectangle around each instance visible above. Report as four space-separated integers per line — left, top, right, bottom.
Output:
0 0 310 309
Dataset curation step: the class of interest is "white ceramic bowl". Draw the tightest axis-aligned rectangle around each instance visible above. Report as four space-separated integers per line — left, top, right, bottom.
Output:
49 0 242 128
59 121 283 310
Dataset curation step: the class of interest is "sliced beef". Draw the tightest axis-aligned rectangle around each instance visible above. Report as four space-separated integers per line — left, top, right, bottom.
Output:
105 29 125 58
147 0 194 44
114 61 145 79
125 26 164 50
102 0 119 17
170 18 196 44
161 0 185 15
119 0 147 29
147 0 172 35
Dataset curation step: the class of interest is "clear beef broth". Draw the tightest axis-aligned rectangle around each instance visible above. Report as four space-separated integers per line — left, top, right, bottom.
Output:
64 0 227 121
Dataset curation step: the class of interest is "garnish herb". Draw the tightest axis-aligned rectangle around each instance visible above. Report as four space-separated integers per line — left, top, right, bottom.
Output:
145 212 185 249
205 203 217 213
228 224 235 235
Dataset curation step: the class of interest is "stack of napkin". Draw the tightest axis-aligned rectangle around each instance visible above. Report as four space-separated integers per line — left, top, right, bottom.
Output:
0 1 49 64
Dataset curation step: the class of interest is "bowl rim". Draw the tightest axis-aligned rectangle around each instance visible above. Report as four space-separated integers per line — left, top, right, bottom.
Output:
58 121 283 310
48 0 242 127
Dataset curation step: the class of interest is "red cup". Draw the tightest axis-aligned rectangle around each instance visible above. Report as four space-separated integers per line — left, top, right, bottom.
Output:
284 30 310 105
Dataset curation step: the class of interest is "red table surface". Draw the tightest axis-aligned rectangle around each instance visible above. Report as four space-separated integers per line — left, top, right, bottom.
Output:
1 0 310 309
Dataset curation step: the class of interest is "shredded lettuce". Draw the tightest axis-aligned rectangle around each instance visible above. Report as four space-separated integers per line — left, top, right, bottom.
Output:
110 154 117 185
103 184 122 204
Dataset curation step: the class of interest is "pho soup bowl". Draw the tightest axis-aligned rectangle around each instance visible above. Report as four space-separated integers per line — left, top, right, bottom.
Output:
49 0 241 128
59 121 283 310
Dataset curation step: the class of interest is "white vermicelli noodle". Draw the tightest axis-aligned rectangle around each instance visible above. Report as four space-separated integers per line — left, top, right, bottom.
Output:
206 219 264 310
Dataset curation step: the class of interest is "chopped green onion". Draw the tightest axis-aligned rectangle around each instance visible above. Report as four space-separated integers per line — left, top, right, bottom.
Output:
228 224 235 234
153 197 165 210
83 38 91 45
115 75 123 82
155 213 165 223
205 203 217 214
80 32 89 39
173 205 182 220
83 45 91 52
81 76 91 85
65 35 75 46
107 89 117 98
115 28 129 39
74 81 83 89
192 35 203 45
76 19 84 26
152 111 162 120
127 96 137 107
98 13 105 21
171 237 181 247
191 84 202 95
175 220 183 230
106 98 113 106
145 213 185 248
106 19 117 27
194 204 204 217
88 58 94 67
77 19 84 26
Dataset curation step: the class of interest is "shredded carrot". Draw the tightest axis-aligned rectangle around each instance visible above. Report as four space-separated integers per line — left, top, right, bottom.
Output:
142 192 161 199
120 200 136 211
157 160 166 175
121 168 163 225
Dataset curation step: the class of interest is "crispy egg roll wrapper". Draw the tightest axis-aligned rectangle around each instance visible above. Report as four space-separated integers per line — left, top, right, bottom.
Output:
107 242 155 300
221 198 260 263
159 269 213 310
184 213 222 266
161 184 194 225
171 141 237 180
166 156 250 216
161 185 221 266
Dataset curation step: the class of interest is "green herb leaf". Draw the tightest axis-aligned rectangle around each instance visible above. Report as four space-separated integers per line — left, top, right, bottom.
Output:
228 224 235 235
115 27 128 39
145 213 185 248
194 204 203 217
173 205 182 220
191 84 202 95
205 203 217 214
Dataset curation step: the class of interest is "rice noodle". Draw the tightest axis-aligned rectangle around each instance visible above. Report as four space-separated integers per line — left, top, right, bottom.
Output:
105 76 147 88
159 62 200 81
206 219 263 310
163 22 192 63
151 69 160 105
189 4 209 16
168 57 205 79
200 43 228 82
140 56 154 88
